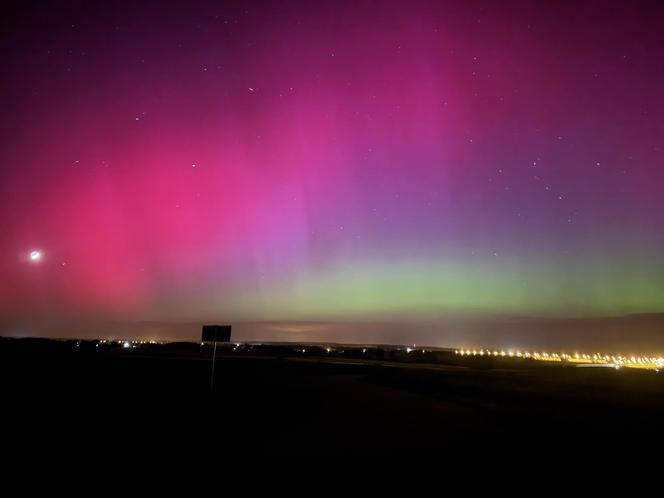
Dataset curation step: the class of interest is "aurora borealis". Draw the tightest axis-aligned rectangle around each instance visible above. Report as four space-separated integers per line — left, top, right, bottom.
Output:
1 1 663 347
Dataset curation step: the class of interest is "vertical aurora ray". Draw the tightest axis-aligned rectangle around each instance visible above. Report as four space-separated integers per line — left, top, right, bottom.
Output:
1 0 663 346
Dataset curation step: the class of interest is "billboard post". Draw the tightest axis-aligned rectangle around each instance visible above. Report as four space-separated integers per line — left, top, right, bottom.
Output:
201 325 232 391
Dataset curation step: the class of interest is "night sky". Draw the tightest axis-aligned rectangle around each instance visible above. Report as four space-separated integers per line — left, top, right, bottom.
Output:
2 1 663 348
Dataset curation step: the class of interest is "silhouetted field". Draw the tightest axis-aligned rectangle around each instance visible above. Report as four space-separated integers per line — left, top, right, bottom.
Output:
2 338 664 454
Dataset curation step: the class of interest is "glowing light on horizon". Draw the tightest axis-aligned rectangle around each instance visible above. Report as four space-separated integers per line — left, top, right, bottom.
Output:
453 348 664 370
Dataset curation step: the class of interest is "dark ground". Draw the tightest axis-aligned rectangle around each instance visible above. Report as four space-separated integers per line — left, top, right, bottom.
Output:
2 338 664 455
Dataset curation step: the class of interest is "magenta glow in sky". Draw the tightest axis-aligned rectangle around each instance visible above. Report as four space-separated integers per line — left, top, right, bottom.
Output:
1 0 664 344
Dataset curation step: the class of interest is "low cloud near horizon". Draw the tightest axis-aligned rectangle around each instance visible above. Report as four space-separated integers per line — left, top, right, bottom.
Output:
3 314 664 355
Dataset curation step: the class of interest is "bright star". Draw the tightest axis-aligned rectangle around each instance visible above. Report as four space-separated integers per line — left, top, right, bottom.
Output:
29 250 42 262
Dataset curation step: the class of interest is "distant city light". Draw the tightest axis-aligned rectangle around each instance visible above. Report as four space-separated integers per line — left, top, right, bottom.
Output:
453 347 663 371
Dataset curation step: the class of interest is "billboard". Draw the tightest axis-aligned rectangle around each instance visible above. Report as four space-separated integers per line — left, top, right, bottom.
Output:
201 325 232 343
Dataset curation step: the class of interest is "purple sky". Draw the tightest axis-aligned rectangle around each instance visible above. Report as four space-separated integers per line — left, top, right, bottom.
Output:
1 1 663 349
